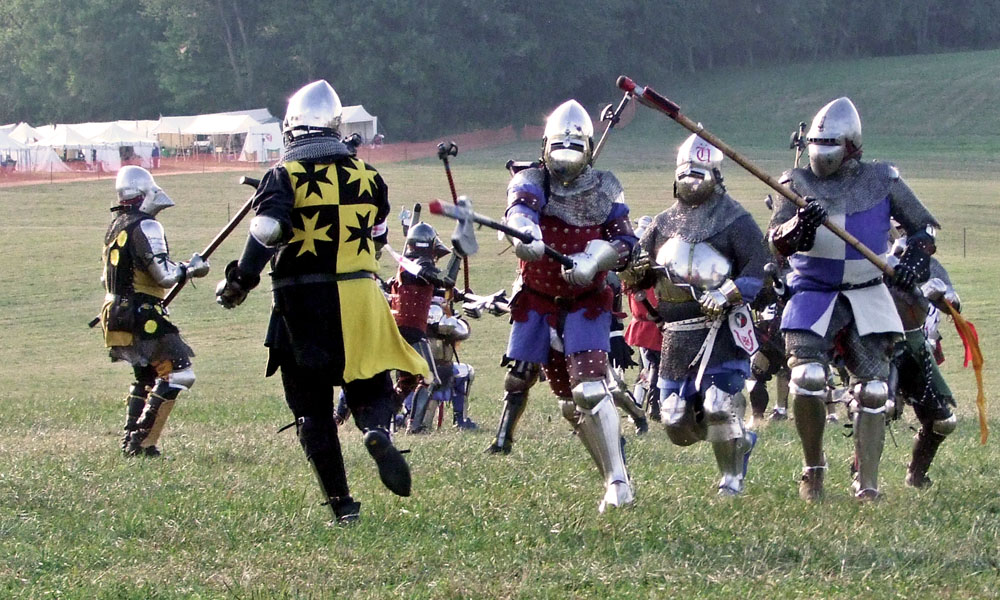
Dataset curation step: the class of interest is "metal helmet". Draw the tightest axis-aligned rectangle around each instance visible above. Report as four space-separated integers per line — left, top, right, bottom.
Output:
542 99 594 186
283 80 343 141
806 97 862 178
674 133 723 206
404 221 449 262
115 166 173 216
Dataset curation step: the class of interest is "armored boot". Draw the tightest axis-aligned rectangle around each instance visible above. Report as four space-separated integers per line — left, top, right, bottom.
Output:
363 428 412 497
799 462 827 502
125 383 178 456
714 431 757 496
297 416 360 524
566 391 634 513
906 427 946 489
121 384 148 455
852 381 888 500
485 390 528 454
610 367 647 435
452 394 478 430
406 385 432 434
612 387 648 435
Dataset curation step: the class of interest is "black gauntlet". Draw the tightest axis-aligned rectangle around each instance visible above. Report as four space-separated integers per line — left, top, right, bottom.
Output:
893 230 935 289
769 198 827 255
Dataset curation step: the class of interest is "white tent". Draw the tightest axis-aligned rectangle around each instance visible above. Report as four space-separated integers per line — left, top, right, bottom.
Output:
0 124 15 135
239 122 283 162
0 132 70 173
180 114 260 136
34 125 97 149
341 105 378 142
0 131 30 171
8 122 42 144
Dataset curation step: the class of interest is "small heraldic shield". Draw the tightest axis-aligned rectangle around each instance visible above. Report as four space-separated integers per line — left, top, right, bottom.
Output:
728 305 758 355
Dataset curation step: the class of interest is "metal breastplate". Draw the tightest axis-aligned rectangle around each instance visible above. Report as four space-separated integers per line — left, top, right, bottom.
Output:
653 238 731 302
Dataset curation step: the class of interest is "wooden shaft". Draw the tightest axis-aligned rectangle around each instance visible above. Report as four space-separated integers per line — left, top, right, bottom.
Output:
162 178 259 306
618 76 893 276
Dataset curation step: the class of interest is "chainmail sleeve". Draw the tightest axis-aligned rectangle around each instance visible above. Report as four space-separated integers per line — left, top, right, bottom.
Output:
887 168 940 235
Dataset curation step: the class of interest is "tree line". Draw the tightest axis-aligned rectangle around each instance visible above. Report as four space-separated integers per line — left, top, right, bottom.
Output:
1 0 998 140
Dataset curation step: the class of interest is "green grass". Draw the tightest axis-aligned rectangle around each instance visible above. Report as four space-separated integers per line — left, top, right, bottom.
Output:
3 50 1000 598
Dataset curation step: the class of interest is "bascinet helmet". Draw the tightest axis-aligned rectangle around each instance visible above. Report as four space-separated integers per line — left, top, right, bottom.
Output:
542 99 594 186
806 97 862 178
115 166 173 216
674 133 723 206
283 80 343 144
404 221 450 263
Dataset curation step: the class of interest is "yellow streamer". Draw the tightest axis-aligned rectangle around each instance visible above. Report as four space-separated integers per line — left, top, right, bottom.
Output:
945 302 988 444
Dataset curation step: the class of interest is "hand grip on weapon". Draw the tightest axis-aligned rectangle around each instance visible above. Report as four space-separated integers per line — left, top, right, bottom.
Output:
505 213 546 261
617 75 896 279
215 260 260 309
184 253 211 279
562 239 618 286
427 198 574 269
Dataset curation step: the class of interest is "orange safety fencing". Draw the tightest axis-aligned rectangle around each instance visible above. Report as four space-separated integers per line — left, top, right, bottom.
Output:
0 124 539 188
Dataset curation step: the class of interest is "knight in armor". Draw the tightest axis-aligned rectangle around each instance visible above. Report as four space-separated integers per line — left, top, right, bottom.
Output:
623 216 664 423
747 254 792 426
622 134 766 496
493 99 638 512
767 97 940 501
886 233 960 488
214 80 429 524
389 219 456 433
421 292 477 430
100 166 210 457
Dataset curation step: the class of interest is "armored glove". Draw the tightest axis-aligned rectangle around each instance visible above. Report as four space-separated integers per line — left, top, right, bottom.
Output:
562 239 618 286
215 260 260 309
184 253 210 278
770 197 826 255
506 213 545 261
892 233 933 290
698 280 742 319
609 333 638 370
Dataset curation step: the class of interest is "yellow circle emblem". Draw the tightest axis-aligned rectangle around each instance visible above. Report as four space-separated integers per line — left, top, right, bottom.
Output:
116 230 128 246
144 320 158 334
109 248 119 266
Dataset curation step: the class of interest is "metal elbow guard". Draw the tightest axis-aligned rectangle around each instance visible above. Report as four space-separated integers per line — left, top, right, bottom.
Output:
584 239 620 272
147 254 188 287
249 215 285 247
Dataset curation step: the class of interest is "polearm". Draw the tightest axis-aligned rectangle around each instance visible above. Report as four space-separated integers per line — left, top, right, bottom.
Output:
591 92 631 162
88 176 260 328
616 76 894 278
436 141 472 293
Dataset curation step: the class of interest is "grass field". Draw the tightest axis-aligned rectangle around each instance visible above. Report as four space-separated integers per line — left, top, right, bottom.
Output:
3 50 1000 599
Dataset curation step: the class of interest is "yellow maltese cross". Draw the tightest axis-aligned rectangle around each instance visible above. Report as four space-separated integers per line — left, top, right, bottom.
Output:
290 211 332 257
342 158 378 198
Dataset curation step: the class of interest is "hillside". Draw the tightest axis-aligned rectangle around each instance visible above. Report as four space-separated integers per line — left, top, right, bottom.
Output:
446 49 1000 177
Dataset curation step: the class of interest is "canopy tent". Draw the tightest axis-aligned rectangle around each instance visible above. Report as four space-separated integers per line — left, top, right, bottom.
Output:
0 132 70 173
8 122 42 144
239 122 283 163
181 114 261 135
0 124 15 135
341 105 378 142
33 125 96 149
0 131 30 171
153 108 276 154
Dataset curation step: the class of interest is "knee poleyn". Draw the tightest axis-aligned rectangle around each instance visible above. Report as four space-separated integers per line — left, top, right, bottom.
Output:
854 380 888 413
789 362 827 397
571 380 610 411
932 413 957 436
167 367 196 391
